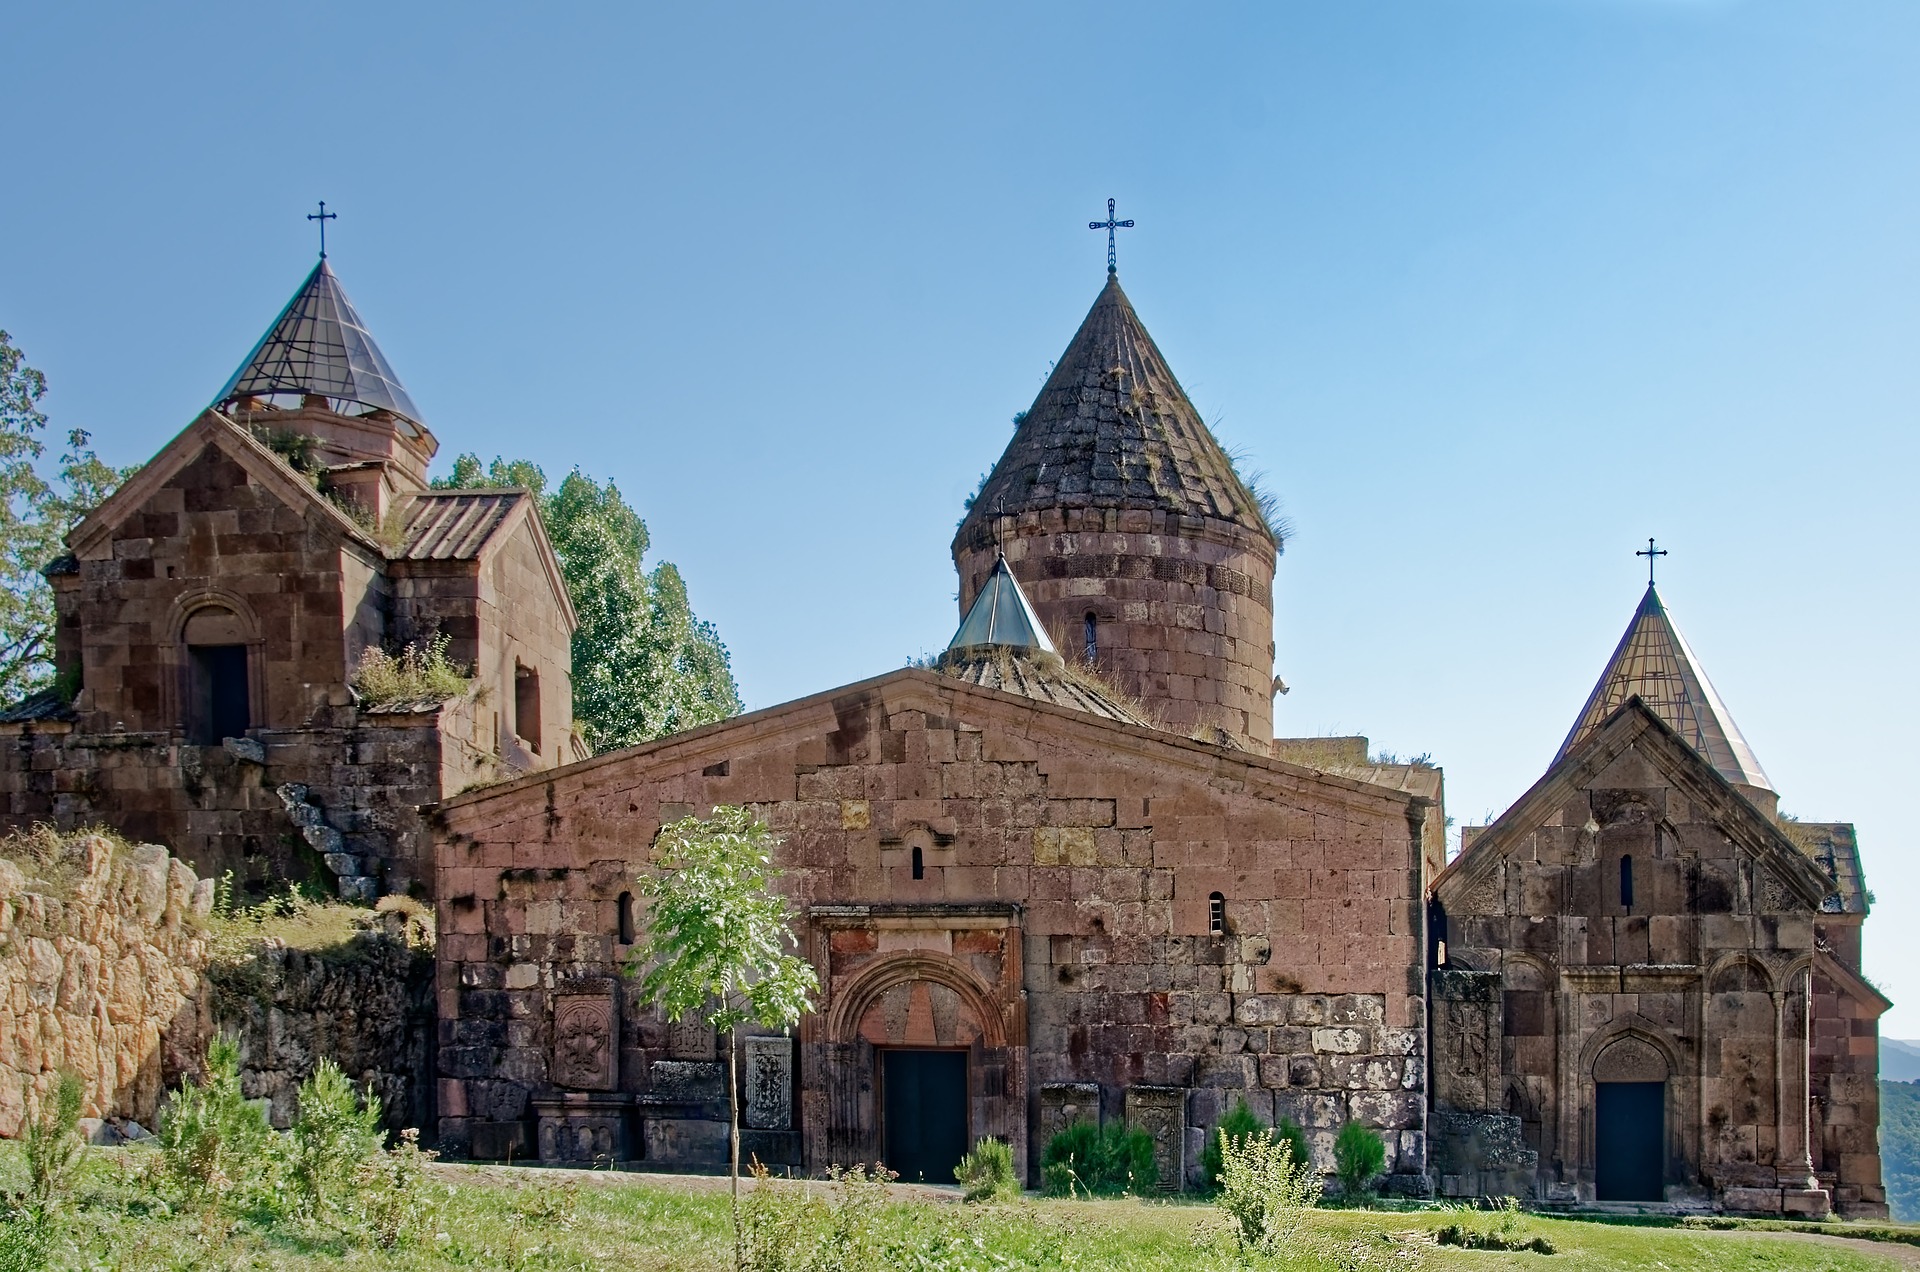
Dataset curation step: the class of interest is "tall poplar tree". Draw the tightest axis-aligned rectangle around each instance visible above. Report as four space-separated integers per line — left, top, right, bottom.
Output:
434 454 741 752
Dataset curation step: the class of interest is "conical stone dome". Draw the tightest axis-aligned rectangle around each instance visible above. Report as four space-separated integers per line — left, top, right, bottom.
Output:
952 274 1281 748
1561 584 1773 797
955 273 1272 541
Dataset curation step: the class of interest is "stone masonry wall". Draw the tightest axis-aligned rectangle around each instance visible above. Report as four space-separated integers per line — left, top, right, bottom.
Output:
434 671 1433 1189
0 834 433 1140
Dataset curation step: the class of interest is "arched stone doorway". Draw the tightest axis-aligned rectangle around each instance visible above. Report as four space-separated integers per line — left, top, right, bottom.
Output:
1593 1035 1670 1201
802 906 1028 1179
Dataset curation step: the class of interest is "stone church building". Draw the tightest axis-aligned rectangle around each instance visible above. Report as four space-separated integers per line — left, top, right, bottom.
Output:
0 245 1885 1213
0 257 580 899
1429 586 1888 1216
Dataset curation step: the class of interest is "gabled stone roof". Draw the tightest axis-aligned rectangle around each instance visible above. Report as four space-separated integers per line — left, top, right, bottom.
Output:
214 259 424 431
397 489 526 560
1558 584 1771 793
1786 821 1870 917
954 274 1273 548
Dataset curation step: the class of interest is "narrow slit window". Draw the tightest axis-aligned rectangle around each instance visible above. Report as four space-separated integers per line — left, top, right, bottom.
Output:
1209 891 1226 937
617 891 636 945
514 661 542 754
1084 613 1099 662
911 845 924 880
1620 855 1635 911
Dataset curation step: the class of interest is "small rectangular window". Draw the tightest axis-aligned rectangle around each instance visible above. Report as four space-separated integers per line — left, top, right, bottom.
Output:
1620 855 1635 911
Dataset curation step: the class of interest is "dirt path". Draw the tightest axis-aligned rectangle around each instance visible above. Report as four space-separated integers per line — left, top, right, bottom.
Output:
429 1160 966 1204
1716 1230 1920 1269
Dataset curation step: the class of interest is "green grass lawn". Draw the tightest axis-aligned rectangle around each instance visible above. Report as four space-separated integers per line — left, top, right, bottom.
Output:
8 1150 1920 1271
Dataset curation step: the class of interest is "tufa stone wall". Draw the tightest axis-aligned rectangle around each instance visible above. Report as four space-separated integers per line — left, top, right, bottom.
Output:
433 670 1434 1189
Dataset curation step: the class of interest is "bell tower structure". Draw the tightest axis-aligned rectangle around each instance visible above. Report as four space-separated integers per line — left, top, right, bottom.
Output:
952 273 1281 748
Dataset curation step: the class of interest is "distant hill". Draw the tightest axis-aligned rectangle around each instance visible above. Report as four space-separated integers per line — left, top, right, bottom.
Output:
1882 1080 1920 1221
1882 1039 1920 1083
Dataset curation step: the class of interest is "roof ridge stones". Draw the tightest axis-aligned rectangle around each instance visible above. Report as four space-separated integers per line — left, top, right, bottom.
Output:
954 273 1273 552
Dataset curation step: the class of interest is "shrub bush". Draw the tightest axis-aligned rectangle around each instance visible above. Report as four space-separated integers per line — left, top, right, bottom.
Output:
1202 1096 1268 1189
955 1136 1021 1202
21 1073 84 1216
282 1058 384 1219
155 1035 272 1208
1332 1120 1386 1202
1040 1121 1157 1197
1214 1119 1321 1255
350 635 471 709
353 1128 443 1250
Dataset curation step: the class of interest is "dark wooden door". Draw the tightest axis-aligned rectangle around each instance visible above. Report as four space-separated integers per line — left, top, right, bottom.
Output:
189 644 250 744
883 1050 968 1184
1595 1081 1664 1201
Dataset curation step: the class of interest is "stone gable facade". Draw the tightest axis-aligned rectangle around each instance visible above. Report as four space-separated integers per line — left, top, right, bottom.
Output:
432 670 1438 1188
0 264 578 899
1430 702 1888 1217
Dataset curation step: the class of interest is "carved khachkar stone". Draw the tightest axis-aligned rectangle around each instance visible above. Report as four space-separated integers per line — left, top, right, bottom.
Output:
744 1036 795 1130
669 1017 717 1060
552 993 617 1090
1125 1085 1186 1193
1039 1082 1102 1151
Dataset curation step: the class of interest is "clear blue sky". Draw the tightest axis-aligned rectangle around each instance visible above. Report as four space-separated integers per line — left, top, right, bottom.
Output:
7 4 1917 1027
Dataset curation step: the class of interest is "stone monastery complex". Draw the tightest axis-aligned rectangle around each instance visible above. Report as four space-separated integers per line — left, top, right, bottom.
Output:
0 242 1887 1217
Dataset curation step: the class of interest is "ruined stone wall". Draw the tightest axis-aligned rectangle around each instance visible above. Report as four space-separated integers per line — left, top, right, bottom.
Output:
0 836 210 1138
0 701 490 902
433 671 1431 1189
0 835 434 1140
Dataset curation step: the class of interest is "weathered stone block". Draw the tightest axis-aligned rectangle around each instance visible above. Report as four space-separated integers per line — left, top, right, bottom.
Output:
650 1060 726 1101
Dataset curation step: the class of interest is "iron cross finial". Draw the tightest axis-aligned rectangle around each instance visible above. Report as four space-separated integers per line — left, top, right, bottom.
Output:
1637 537 1668 587
1089 198 1134 275
308 201 338 259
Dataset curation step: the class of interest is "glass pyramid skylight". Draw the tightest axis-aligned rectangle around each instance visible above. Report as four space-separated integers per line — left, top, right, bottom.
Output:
214 259 423 431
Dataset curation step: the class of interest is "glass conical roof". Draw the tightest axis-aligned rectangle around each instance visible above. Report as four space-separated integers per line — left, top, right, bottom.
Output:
947 555 1056 654
214 259 423 430
1558 584 1772 791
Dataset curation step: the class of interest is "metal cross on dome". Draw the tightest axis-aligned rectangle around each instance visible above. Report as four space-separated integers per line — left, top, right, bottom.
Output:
1089 198 1134 275
1637 537 1668 586
308 201 338 259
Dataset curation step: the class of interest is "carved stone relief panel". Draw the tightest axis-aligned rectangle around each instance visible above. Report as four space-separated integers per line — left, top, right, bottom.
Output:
744 1036 795 1130
552 992 617 1091
669 1017 717 1060
1593 1035 1670 1083
1039 1082 1102 1150
1125 1085 1186 1192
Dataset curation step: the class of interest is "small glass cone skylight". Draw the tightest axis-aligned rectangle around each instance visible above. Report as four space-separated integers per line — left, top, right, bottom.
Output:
214 260 423 429
947 556 1056 654
1557 585 1771 791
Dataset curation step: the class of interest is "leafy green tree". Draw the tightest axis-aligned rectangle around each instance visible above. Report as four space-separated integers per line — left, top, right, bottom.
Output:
625 806 818 1271
280 1058 384 1220
0 331 129 704
434 454 740 752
